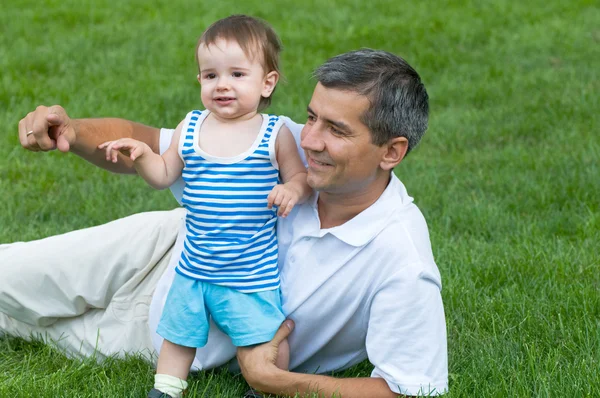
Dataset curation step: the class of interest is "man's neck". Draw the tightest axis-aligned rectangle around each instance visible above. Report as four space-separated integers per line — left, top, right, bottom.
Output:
317 174 391 229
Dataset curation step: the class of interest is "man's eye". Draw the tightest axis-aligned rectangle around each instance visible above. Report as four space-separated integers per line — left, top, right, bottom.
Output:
307 115 316 123
329 126 343 136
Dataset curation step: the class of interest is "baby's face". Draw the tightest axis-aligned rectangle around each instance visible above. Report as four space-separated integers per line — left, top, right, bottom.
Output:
197 38 272 120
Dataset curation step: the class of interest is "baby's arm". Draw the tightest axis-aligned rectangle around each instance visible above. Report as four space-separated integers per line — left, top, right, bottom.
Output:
267 125 312 217
99 121 184 190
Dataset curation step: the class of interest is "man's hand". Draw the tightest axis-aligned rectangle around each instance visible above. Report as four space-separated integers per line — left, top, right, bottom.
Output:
267 184 303 217
18 105 76 152
98 138 151 163
238 319 400 397
237 320 294 392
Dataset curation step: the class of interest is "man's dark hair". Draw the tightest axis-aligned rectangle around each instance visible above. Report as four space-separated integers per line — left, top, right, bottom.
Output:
314 49 429 154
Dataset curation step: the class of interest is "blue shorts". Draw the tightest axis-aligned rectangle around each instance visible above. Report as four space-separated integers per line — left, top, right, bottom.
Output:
156 272 285 348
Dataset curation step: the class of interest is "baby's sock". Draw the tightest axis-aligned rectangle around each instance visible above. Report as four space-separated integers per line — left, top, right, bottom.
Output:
154 374 188 398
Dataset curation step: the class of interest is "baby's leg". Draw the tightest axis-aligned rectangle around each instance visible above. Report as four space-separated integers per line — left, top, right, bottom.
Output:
152 274 211 397
152 339 195 398
157 339 196 378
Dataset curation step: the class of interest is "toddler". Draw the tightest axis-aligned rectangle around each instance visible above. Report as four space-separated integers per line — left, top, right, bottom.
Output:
100 15 311 398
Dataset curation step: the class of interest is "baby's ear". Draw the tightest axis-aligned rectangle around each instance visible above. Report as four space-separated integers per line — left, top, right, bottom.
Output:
262 71 279 98
197 74 201 83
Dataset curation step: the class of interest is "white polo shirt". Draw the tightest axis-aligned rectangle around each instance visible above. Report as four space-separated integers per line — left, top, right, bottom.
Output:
149 118 448 396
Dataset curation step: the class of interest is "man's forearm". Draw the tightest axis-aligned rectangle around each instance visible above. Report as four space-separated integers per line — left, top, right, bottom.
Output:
70 118 160 174
258 370 401 398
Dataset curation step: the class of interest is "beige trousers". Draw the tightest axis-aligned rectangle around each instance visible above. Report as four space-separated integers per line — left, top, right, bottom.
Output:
0 208 185 362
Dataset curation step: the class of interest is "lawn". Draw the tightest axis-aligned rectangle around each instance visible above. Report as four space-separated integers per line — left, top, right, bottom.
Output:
1 0 599 396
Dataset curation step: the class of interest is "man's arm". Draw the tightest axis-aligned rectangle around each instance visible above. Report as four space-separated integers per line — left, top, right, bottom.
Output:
238 266 447 397
18 105 161 174
99 123 184 189
237 322 401 398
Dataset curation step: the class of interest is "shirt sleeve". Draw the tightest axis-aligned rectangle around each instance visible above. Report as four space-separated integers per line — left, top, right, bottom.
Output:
367 264 448 396
279 116 307 167
160 128 185 205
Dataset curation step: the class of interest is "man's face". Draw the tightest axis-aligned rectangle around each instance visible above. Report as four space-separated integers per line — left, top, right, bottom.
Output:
301 83 388 194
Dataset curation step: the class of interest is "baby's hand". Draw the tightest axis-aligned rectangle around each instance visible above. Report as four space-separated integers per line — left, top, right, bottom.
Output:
98 138 150 163
267 184 302 217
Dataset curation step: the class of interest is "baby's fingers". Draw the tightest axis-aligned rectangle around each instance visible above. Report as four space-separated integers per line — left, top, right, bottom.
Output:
103 142 119 162
111 147 120 163
278 195 296 217
283 199 297 218
130 145 144 161
98 141 113 149
98 141 114 161
107 141 130 163
267 186 282 209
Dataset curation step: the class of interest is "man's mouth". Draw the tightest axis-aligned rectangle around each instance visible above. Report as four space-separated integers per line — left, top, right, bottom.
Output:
308 156 332 167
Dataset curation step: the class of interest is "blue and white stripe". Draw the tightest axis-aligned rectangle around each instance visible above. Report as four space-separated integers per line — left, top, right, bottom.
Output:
176 110 283 293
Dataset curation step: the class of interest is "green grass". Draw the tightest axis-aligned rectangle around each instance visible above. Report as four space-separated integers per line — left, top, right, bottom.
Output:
1 0 599 396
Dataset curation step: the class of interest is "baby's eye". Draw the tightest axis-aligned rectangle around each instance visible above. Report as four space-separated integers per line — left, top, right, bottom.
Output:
232 72 244 78
205 73 216 79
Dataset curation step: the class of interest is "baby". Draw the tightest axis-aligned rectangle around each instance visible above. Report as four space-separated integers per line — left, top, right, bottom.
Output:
100 15 311 398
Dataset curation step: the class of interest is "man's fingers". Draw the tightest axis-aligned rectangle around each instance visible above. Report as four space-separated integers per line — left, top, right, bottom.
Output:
18 113 40 151
17 105 76 153
46 107 67 127
47 106 75 153
31 109 56 151
271 320 294 346
55 135 70 152
18 117 30 148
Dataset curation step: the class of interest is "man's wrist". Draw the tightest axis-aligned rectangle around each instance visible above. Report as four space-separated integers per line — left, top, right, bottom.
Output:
70 119 80 150
254 366 291 394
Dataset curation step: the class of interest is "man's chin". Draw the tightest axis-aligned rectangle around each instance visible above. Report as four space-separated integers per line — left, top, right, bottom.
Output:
307 175 329 192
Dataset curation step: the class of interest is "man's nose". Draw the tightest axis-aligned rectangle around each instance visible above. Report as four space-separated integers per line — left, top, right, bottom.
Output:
300 124 325 152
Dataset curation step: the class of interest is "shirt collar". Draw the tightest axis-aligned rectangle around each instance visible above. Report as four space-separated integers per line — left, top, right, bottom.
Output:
310 174 413 247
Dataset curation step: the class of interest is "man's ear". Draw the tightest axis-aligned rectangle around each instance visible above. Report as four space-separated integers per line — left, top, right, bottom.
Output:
262 71 279 98
380 137 409 171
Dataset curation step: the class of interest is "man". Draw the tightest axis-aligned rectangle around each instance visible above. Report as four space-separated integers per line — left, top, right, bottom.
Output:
4 49 447 397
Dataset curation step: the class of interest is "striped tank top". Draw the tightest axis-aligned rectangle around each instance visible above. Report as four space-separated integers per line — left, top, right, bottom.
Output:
176 110 283 293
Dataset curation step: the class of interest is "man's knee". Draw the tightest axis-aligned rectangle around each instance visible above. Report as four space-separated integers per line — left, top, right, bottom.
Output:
0 243 57 325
